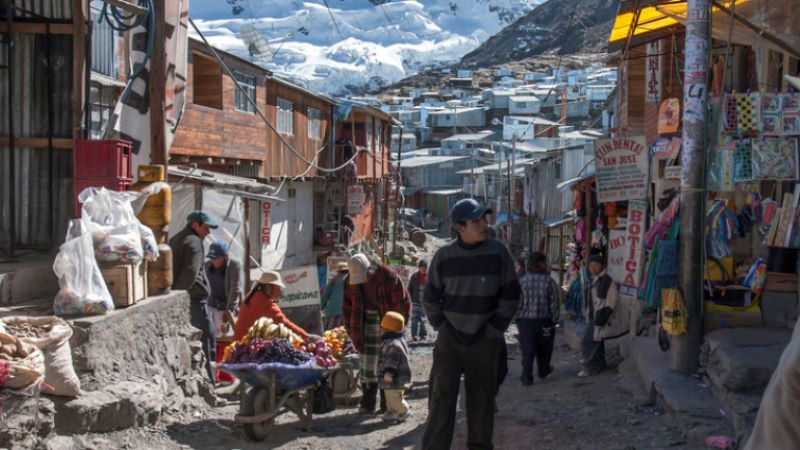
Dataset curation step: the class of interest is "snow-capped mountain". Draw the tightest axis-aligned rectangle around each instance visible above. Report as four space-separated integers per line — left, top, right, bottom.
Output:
190 0 539 95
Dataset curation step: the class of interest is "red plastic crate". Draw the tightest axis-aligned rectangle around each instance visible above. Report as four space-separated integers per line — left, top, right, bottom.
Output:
74 177 133 217
74 139 133 179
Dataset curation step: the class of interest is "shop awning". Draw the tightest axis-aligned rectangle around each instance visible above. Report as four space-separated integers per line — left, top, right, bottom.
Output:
608 0 800 57
557 172 595 192
544 212 576 228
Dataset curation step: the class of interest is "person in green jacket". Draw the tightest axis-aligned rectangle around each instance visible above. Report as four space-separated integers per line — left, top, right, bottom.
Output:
322 262 349 330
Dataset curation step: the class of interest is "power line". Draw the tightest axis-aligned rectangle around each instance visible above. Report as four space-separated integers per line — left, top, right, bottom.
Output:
322 0 345 40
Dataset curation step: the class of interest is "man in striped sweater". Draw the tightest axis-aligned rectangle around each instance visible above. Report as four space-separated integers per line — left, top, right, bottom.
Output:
421 198 521 450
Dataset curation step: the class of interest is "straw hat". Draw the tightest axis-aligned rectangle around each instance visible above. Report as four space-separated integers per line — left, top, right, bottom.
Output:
257 270 286 289
336 261 349 272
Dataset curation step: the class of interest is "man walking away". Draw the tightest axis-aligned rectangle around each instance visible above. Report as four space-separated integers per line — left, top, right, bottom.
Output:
205 241 243 338
170 210 218 385
422 198 521 450
516 252 560 386
407 260 429 341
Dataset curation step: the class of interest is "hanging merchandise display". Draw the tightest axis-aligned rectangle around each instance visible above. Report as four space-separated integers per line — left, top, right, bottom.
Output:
751 138 799 180
705 201 740 260
661 288 688 336
760 93 782 135
732 93 761 135
707 140 735 192
782 92 800 134
658 98 681 134
733 139 754 180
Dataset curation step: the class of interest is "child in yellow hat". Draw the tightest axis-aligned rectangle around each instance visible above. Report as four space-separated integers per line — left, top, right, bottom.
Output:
379 311 412 422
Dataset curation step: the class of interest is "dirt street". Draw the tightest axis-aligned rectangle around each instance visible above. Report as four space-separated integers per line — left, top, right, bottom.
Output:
67 326 701 450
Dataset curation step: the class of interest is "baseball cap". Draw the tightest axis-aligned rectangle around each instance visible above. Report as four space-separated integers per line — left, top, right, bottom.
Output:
450 198 493 224
207 241 228 259
187 210 219 229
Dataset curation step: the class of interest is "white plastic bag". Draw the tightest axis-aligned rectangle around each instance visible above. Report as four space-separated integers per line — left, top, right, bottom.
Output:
139 223 159 262
78 187 145 263
53 232 115 316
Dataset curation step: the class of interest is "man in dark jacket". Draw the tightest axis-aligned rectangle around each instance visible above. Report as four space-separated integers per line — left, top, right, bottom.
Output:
170 210 218 384
204 241 243 337
422 198 521 450
516 252 560 386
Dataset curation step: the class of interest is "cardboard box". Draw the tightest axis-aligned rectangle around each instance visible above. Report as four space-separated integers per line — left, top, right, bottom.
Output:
100 261 147 307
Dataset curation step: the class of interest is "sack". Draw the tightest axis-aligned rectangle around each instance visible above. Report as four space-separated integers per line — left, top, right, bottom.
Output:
0 331 45 392
661 288 688 336
0 316 81 396
312 379 336 414
53 231 115 316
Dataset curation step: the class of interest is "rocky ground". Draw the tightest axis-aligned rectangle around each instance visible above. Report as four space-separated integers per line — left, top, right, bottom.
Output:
49 327 705 450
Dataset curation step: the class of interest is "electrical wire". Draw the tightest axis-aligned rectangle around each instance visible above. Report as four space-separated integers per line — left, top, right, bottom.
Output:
322 0 346 40
99 0 153 83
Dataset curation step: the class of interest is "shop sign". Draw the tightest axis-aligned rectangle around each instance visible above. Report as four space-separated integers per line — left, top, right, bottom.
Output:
594 136 648 203
658 98 681 134
278 265 321 308
347 185 365 215
646 41 662 103
260 201 272 244
665 165 681 179
607 200 646 294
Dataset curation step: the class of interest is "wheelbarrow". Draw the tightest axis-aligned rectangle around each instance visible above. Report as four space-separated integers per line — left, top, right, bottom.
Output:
220 361 332 441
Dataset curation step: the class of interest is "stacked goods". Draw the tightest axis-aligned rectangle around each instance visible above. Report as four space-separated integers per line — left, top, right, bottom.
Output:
1 316 81 396
300 338 338 368
0 331 45 391
245 317 303 348
324 326 357 357
224 338 311 365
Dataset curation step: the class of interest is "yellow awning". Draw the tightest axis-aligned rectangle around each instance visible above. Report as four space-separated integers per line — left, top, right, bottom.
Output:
609 2 684 47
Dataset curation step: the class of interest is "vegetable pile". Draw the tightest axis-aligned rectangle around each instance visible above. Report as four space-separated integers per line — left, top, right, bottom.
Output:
324 326 357 357
224 338 311 365
300 338 337 368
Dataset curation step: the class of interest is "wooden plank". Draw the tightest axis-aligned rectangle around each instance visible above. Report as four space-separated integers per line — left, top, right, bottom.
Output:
0 137 73 149
0 23 75 34
73 0 87 141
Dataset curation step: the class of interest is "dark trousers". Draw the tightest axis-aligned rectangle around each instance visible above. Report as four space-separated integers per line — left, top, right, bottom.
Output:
410 303 428 339
190 301 216 384
422 325 502 450
516 318 555 383
496 343 508 395
581 323 606 374
359 382 386 412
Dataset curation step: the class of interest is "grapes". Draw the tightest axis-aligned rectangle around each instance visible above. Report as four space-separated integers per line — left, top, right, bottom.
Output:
225 338 312 365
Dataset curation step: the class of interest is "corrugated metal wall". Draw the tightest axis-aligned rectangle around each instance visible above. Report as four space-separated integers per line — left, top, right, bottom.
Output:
90 7 117 78
1 33 74 248
8 0 72 19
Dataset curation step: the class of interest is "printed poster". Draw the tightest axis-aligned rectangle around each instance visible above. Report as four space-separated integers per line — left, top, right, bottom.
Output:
594 137 649 203
278 265 323 335
658 98 681 134
751 138 799 180
607 200 646 296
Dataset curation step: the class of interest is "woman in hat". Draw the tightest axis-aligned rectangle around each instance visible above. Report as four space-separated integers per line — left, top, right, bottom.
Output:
321 262 349 330
232 270 308 342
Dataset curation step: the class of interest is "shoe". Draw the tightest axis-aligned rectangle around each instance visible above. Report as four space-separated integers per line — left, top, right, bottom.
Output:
411 336 419 342
358 406 375 414
214 397 228 407
382 411 398 422
394 410 411 422
539 366 554 379
577 370 592 378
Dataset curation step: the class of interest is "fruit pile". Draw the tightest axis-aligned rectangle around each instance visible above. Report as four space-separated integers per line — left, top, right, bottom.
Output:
224 338 312 365
245 317 303 348
300 338 338 368
324 327 357 356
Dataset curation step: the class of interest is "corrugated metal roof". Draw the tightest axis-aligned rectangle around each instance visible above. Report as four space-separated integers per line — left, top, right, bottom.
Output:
398 155 467 168
509 96 541 102
168 165 278 195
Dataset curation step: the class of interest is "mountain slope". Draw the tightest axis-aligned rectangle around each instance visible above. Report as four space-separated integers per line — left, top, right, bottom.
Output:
458 0 620 68
190 0 541 95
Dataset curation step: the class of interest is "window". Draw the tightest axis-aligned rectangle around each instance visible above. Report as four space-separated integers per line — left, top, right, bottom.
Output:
376 122 383 154
307 107 321 140
277 98 293 135
234 72 256 113
554 160 562 179
192 52 223 109
89 84 114 139
367 117 374 151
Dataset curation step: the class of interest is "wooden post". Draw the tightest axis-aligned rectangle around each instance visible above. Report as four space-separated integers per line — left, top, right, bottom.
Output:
243 199 251 290
72 0 86 141
149 0 167 166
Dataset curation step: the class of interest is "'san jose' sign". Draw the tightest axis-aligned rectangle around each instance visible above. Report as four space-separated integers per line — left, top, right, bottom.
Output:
594 137 648 203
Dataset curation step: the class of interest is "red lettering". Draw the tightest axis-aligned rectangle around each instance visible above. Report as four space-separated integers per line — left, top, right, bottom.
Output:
625 260 637 272
629 224 641 235
629 209 643 223
624 273 635 285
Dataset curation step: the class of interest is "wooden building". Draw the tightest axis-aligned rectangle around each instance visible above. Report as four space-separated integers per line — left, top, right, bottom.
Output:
171 38 336 179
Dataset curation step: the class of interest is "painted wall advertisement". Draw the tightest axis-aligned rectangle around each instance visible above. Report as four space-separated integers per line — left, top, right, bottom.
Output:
278 265 322 335
594 136 648 203
260 201 272 244
646 41 662 103
607 200 646 296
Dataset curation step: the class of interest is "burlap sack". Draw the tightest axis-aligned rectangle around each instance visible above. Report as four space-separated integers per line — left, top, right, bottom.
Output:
0 331 45 391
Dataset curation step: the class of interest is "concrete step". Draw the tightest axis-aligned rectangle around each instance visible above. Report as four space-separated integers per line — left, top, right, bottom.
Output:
700 327 791 441
628 334 733 446
0 252 59 306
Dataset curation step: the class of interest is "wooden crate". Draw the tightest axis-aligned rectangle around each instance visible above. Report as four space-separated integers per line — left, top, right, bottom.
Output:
764 272 798 293
99 261 148 307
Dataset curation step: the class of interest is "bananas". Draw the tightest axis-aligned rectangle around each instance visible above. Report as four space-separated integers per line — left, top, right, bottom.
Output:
245 317 303 347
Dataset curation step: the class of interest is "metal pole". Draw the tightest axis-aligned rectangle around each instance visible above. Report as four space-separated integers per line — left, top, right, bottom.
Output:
243 199 251 290
470 145 475 198
672 0 709 374
509 137 516 249
5 1 16 256
392 126 402 253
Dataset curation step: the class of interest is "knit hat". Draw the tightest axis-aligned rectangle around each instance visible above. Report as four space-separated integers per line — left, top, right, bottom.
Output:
381 311 405 332
348 253 371 285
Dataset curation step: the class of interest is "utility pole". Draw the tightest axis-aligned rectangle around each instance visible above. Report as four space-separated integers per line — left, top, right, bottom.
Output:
672 0 709 374
148 0 167 166
470 145 475 198
509 137 516 250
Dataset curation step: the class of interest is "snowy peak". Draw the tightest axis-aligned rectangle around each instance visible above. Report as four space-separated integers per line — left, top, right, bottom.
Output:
190 1 540 95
